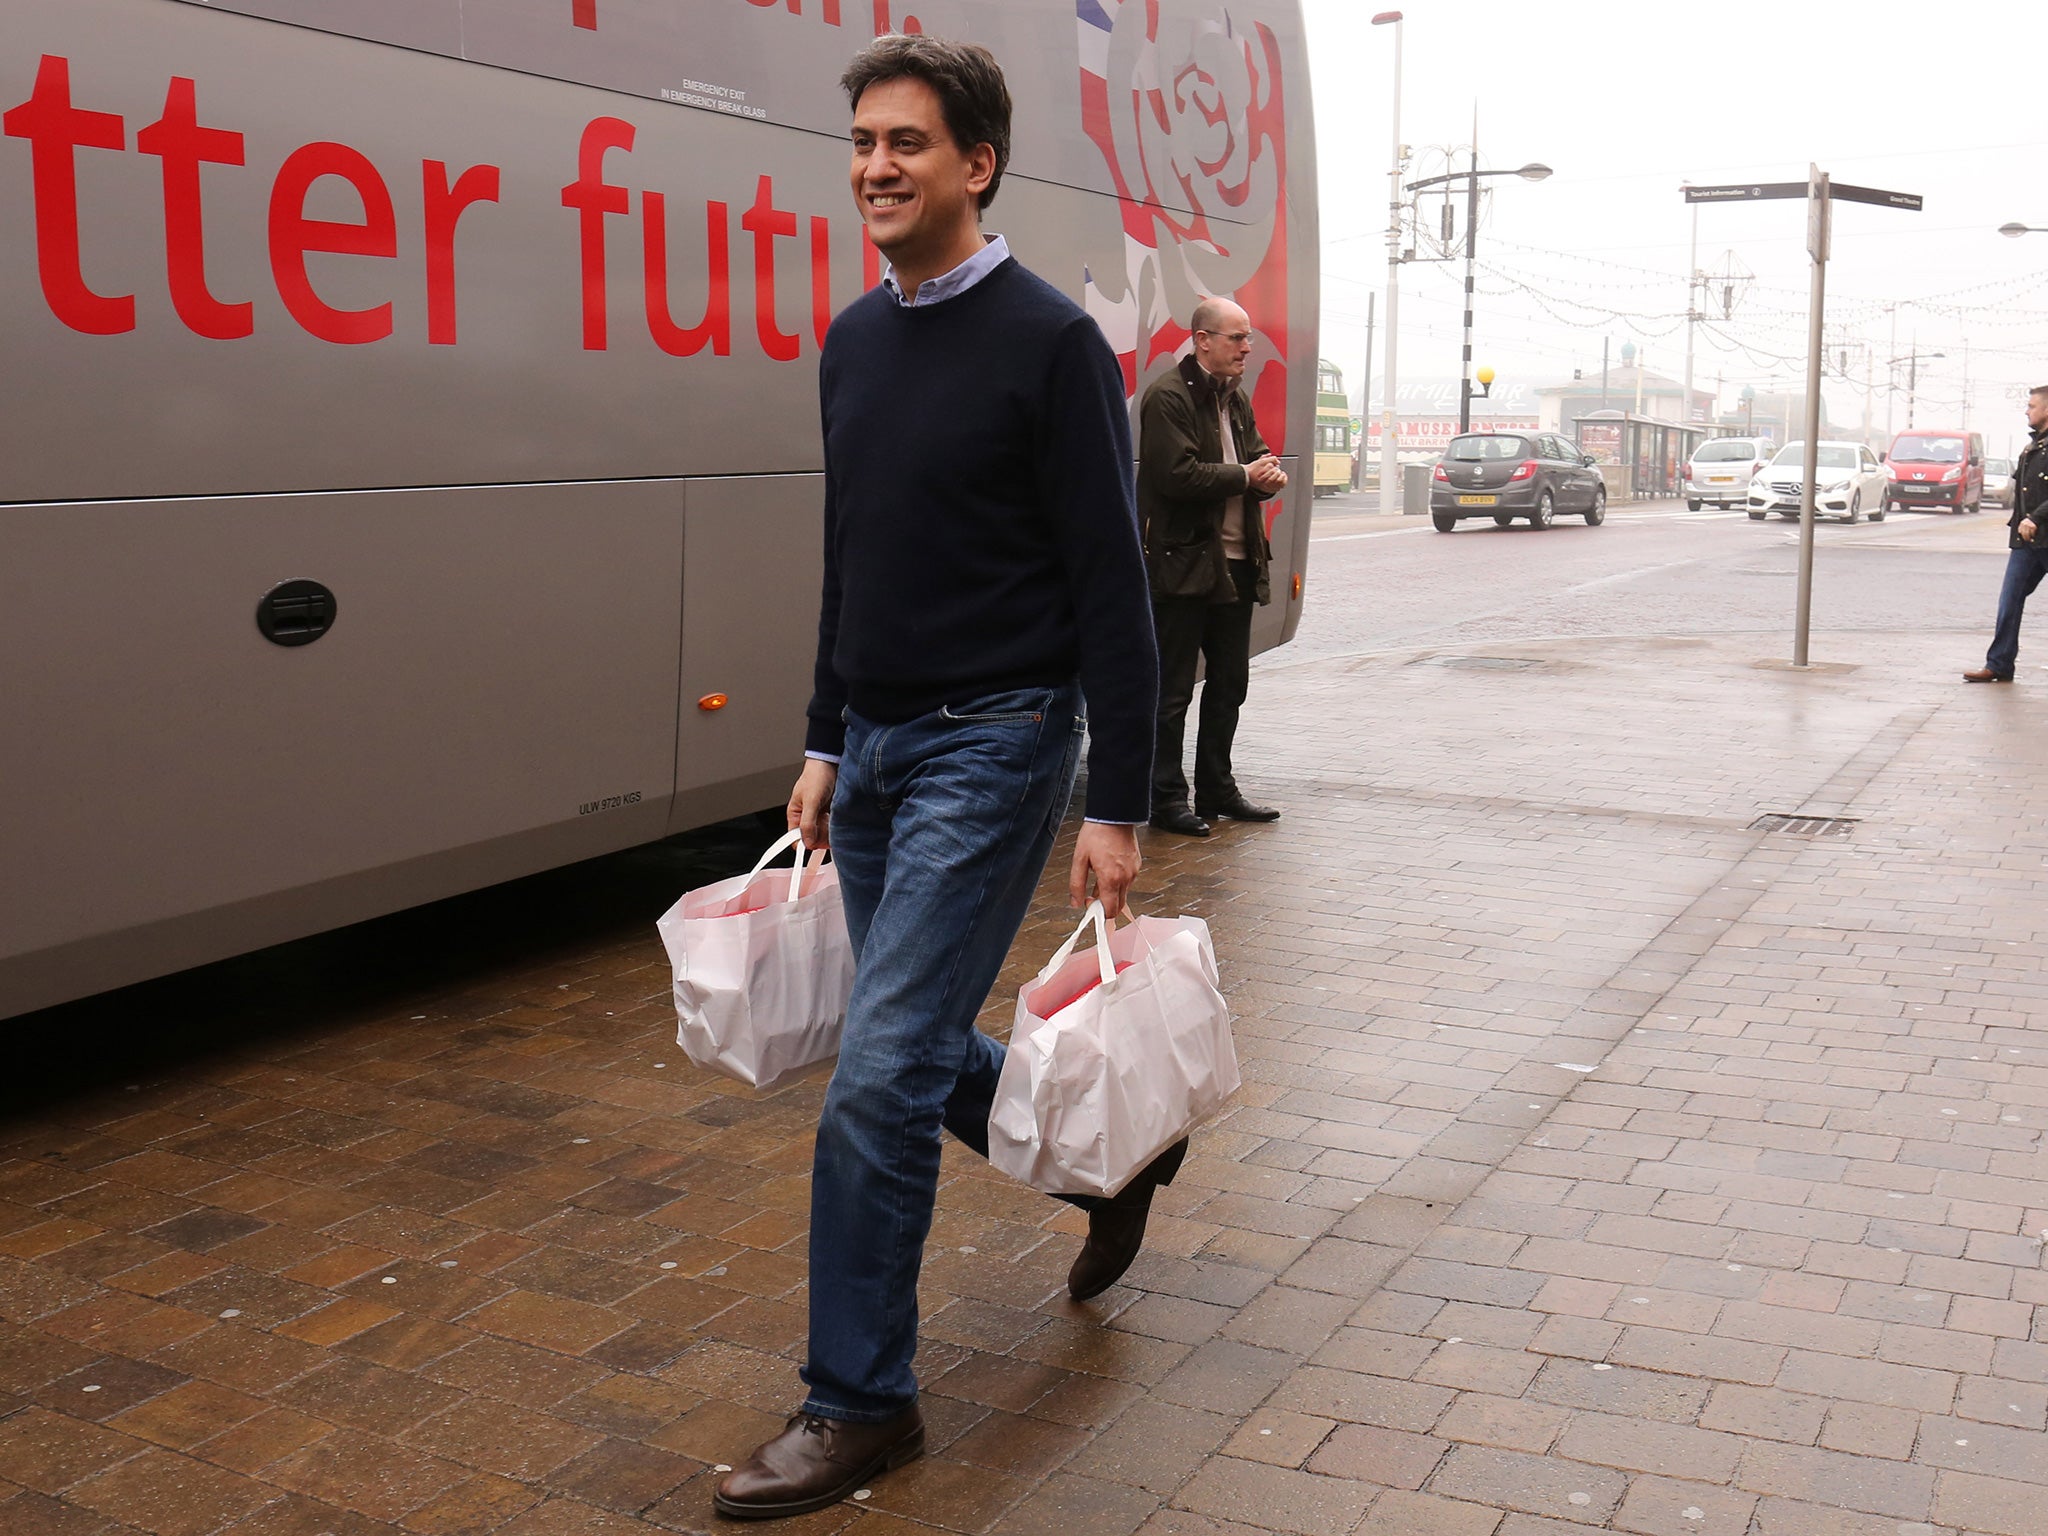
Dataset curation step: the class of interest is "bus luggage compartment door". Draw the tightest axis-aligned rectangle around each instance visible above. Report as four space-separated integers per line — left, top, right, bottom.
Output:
669 474 824 833
0 479 683 1017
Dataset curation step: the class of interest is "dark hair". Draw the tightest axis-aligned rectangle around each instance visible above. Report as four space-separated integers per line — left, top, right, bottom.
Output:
840 34 1012 211
2033 384 2048 400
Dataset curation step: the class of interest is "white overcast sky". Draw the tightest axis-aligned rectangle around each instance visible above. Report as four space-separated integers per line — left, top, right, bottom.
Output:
1301 0 2045 455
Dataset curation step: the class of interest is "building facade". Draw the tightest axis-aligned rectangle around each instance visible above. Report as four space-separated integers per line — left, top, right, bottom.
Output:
1357 376 1540 460
1539 356 1715 439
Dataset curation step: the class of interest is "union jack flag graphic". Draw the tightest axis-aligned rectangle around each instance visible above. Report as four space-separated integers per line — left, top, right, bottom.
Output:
1076 0 1290 461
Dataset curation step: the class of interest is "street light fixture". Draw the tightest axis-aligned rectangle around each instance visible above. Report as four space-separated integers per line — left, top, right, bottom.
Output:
1406 159 1554 431
2000 222 2045 238
1411 163 1550 190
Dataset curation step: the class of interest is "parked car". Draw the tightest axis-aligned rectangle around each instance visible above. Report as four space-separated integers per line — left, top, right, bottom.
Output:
1747 441 1889 522
1882 428 1985 515
1430 432 1607 531
1983 456 2015 510
1684 436 1773 509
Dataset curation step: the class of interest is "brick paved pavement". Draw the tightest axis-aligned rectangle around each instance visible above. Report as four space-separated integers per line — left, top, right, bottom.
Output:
5 629 2047 1536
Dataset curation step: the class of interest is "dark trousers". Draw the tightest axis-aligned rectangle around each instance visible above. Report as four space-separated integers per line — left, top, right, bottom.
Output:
1988 545 2048 677
1151 558 1256 813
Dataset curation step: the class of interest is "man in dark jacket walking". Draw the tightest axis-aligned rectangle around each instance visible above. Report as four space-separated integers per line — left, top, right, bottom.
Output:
1138 298 1288 837
1966 384 2048 683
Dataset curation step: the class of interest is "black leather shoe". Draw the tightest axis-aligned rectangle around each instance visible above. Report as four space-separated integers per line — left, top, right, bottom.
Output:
1067 1137 1190 1301
1197 796 1281 823
714 1405 924 1520
1149 807 1211 837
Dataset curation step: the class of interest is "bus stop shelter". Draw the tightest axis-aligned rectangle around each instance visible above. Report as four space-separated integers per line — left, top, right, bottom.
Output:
1572 410 1709 500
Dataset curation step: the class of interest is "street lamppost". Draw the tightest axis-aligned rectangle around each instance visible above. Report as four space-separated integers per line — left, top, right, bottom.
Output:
1405 158 1552 432
1372 11 1404 515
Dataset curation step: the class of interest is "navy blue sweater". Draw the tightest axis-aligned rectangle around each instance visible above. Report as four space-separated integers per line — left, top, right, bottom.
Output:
805 258 1158 823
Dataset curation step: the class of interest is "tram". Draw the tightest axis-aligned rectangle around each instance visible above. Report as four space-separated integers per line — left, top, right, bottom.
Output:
0 0 1321 1017
1312 358 1352 496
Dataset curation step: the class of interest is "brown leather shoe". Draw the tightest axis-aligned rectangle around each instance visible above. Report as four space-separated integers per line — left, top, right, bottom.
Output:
1963 668 2014 683
713 1405 924 1520
1067 1137 1190 1301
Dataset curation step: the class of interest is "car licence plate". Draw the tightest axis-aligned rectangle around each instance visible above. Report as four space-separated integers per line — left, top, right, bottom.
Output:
1456 494 1497 506
1708 475 1734 483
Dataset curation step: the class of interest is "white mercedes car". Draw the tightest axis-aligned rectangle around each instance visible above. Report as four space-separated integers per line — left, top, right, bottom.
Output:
1747 441 1889 523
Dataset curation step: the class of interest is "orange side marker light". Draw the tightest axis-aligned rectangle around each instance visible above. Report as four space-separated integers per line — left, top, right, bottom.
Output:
698 693 729 712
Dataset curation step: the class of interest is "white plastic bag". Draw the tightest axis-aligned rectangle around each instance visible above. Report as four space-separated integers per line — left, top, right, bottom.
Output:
658 829 855 1092
988 900 1239 1197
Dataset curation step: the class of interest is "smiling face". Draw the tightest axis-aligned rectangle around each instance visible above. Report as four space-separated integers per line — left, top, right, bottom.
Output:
850 76 994 275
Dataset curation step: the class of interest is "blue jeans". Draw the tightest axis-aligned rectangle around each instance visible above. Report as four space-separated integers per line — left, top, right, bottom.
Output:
1987 546 2048 677
800 683 1086 1422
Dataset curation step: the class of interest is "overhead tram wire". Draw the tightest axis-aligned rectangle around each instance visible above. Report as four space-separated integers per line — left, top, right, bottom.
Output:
1477 237 2048 310
1337 246 2042 387
1470 256 2042 357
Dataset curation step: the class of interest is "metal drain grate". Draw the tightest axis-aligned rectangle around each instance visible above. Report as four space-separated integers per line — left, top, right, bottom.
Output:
1750 813 1859 836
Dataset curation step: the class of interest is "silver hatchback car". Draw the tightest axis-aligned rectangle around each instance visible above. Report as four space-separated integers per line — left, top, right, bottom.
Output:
1983 457 2015 509
1685 437 1772 509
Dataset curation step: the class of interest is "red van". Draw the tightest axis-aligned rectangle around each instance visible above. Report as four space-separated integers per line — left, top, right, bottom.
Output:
1883 429 1986 515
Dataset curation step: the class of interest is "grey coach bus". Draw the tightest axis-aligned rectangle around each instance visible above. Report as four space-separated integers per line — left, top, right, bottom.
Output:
0 0 1320 1018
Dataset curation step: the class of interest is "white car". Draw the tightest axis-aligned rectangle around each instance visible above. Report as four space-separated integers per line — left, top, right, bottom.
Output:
1747 441 1889 523
1984 457 2015 510
1685 436 1772 509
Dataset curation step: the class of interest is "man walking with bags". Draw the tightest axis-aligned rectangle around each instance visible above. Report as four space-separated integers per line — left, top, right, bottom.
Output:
1965 384 2048 683
714 34 1187 1521
1139 299 1288 838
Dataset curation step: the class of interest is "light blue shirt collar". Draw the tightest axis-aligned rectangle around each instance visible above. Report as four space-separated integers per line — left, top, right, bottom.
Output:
882 234 1010 307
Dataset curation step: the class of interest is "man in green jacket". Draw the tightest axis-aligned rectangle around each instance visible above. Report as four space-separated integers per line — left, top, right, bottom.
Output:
1137 297 1287 837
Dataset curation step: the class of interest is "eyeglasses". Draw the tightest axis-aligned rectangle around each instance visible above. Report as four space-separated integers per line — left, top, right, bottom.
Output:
1197 330 1252 344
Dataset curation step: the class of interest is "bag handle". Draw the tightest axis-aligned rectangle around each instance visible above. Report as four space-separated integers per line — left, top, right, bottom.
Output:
745 828 825 903
1044 900 1117 988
